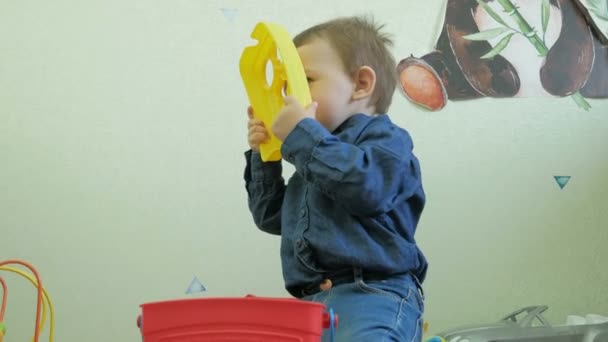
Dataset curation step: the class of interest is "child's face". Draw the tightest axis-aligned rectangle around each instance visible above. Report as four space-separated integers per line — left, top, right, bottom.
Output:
297 38 356 132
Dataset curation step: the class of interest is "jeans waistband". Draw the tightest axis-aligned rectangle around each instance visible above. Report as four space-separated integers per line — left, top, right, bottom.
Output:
300 267 424 298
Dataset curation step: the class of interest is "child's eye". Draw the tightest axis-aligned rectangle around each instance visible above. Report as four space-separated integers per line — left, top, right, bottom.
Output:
306 77 313 83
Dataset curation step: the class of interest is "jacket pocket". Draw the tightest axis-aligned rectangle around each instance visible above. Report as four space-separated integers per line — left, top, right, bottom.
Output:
294 237 327 273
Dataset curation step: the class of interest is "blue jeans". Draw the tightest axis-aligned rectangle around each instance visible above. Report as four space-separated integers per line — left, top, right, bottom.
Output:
302 270 425 342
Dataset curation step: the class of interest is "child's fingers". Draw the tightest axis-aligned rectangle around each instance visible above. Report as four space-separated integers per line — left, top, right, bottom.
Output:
283 95 297 105
246 106 269 149
249 131 268 142
249 125 268 138
248 131 269 147
247 118 265 129
248 127 270 145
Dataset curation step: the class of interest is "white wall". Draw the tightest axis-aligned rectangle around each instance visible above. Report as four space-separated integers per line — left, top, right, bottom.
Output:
1 1 607 341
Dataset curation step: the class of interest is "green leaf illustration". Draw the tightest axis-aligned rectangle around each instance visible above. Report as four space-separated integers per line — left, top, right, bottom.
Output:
541 0 550 36
477 0 511 28
493 0 591 110
464 27 510 41
481 33 514 58
587 0 608 20
571 91 591 111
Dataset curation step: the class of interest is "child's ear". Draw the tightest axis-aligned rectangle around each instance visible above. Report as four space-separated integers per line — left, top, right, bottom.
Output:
352 66 376 100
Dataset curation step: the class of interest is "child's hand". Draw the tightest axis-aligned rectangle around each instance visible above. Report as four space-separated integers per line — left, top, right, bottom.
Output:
271 96 317 142
247 106 269 152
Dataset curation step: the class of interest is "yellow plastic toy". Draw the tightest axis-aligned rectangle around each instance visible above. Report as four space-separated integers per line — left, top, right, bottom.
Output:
239 22 311 161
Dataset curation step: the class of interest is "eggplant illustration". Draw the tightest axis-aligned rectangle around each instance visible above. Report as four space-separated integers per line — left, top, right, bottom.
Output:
398 0 608 111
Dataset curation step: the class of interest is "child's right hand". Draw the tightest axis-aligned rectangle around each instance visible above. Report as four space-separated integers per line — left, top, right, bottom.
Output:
247 106 269 152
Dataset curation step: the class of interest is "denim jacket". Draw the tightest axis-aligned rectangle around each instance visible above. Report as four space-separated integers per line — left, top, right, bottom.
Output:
244 113 427 297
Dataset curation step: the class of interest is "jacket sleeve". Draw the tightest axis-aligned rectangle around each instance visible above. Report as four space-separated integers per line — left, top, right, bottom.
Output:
280 118 422 216
243 150 285 235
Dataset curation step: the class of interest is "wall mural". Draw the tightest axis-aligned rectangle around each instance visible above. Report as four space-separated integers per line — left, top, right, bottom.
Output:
398 0 608 111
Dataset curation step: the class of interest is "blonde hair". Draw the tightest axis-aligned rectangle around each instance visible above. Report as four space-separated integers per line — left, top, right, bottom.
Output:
294 16 397 114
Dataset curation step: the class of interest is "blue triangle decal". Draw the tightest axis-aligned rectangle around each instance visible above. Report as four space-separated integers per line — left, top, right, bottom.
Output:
554 176 571 190
185 276 206 294
220 8 238 22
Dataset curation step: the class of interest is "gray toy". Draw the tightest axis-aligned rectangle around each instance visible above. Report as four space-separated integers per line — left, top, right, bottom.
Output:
432 305 608 342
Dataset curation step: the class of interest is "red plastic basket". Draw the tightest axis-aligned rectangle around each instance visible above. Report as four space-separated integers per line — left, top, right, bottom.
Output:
137 295 337 341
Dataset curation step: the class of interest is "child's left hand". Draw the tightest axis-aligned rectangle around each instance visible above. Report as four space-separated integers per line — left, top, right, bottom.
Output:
271 95 317 142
